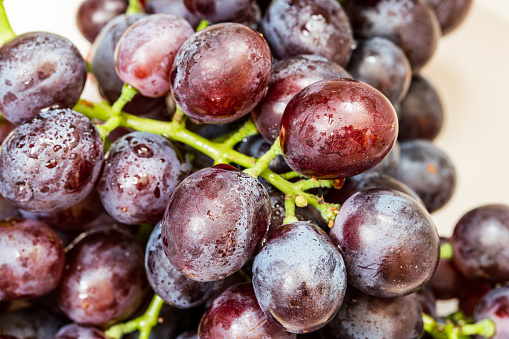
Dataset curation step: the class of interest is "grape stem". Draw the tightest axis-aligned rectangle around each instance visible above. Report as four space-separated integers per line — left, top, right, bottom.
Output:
423 314 496 339
244 136 282 177
74 99 341 223
106 295 165 339
0 0 15 45
196 20 210 31
440 242 454 260
281 171 303 180
126 0 142 14
283 194 299 224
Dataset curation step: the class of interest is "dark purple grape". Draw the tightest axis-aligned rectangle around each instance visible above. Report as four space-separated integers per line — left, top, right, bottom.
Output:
57 228 148 326
19 190 104 232
279 78 398 179
424 0 473 35
0 109 104 213
0 32 87 124
161 164 270 281
347 0 441 72
410 284 436 318
252 221 347 333
320 287 424 339
236 135 291 174
361 140 400 177
262 0 353 67
474 285 509 339
252 54 351 143
184 0 255 24
330 188 440 298
0 119 15 145
145 0 202 27
0 195 19 220
115 14 195 98
98 131 191 225
397 75 444 141
0 306 67 339
176 331 198 339
54 324 107 339
170 23 272 124
346 37 412 103
459 279 491 316
325 171 423 206
90 14 167 115
396 139 456 213
0 218 65 300
145 223 224 308
199 283 296 338
76 0 128 43
428 237 465 300
451 204 509 283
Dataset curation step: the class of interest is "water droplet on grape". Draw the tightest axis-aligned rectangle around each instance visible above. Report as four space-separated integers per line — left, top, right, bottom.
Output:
15 181 33 202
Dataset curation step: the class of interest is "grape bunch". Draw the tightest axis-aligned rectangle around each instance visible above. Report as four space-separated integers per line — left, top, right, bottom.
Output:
2 0 507 338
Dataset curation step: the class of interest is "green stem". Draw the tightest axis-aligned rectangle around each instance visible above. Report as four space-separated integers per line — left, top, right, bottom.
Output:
0 0 15 45
126 0 141 14
280 171 302 180
97 115 123 141
440 242 454 260
283 195 299 224
112 84 138 116
170 105 187 128
423 314 496 339
293 178 337 191
196 20 210 31
106 295 165 339
244 136 282 177
221 119 259 149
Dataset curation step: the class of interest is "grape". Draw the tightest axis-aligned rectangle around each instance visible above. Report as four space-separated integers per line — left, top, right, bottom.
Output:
320 287 424 339
397 75 444 141
0 32 87 124
361 140 400 177
90 14 167 115
57 228 148 326
279 78 398 179
161 164 271 281
451 204 509 283
0 195 19 220
0 109 104 213
428 237 465 300
261 0 353 67
424 0 473 35
0 119 15 145
0 306 67 339
252 221 347 333
199 282 296 338
346 0 441 72
184 0 255 24
396 139 456 213
145 0 202 27
346 37 411 103
176 331 198 339
0 218 65 300
474 285 509 339
115 14 195 98
410 284 437 318
252 55 351 143
76 0 128 43
330 188 440 298
170 23 272 124
145 223 224 308
98 131 191 225
54 324 107 339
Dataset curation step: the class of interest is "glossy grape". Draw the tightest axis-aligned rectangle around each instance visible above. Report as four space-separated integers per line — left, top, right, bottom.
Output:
170 23 272 124
279 78 398 179
145 0 201 27
0 306 66 339
346 37 411 103
347 0 441 72
0 109 104 213
330 189 440 297
252 221 347 333
424 0 473 35
451 204 509 283
474 286 509 339
57 228 148 326
199 283 296 338
115 14 195 98
145 223 224 308
0 32 87 124
320 287 424 338
252 55 351 143
76 0 128 42
397 75 444 141
0 218 65 300
54 324 107 339
90 14 167 115
99 131 191 225
361 140 400 177
262 0 353 67
184 0 255 24
396 139 456 213
162 164 270 281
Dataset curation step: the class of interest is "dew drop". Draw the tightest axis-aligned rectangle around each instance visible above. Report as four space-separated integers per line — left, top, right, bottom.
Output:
15 181 33 202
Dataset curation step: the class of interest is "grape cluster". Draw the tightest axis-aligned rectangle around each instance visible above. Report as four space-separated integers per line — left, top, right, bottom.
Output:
0 0 503 338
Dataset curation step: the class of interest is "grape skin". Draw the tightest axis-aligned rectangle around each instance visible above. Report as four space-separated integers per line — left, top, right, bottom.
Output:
474 285 509 339
54 324 107 339
76 0 128 43
330 188 440 298
0 109 104 213
0 33 87 124
98 131 191 225
0 218 65 300
0 306 67 338
161 165 271 282
145 0 202 28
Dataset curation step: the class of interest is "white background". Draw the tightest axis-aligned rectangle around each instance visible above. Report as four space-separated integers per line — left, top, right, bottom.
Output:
3 0 509 239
